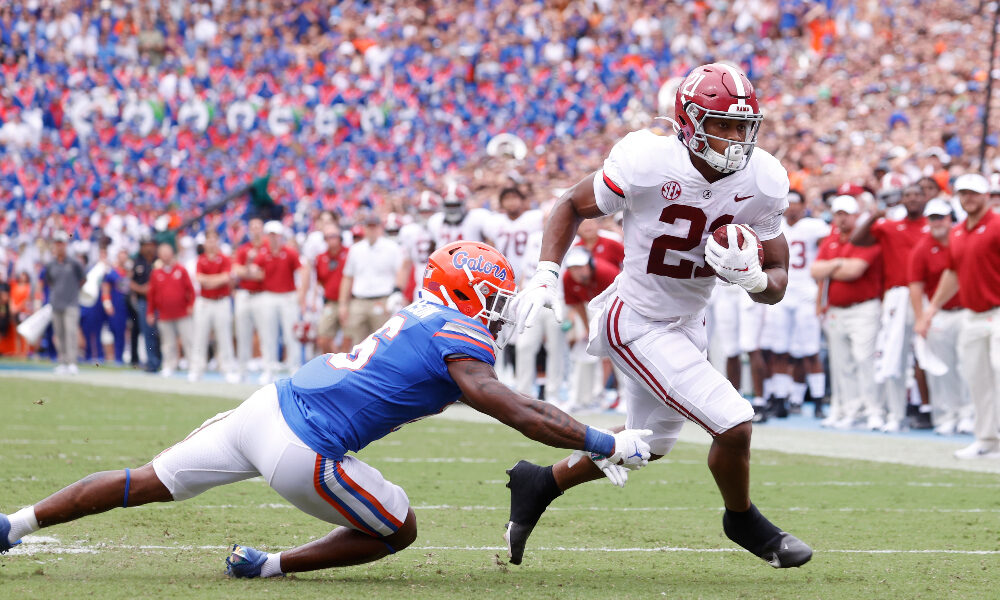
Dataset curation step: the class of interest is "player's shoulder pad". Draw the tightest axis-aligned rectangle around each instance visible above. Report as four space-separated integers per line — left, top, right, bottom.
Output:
411 302 496 353
751 148 790 200
610 130 679 187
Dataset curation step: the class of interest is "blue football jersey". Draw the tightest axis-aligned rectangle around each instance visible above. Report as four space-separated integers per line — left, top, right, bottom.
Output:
276 300 497 458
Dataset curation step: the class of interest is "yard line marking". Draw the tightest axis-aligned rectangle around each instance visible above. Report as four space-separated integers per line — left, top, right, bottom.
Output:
141 503 1000 515
10 537 1000 557
377 457 499 463
762 481 1000 489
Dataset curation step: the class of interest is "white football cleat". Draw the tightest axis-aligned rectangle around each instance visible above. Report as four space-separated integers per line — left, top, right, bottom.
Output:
954 442 1000 460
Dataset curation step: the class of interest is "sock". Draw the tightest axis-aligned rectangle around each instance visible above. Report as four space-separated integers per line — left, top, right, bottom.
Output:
8 506 40 543
260 552 283 578
790 382 807 407
751 396 766 408
539 465 563 499
772 374 792 399
806 372 826 400
509 463 562 527
762 377 774 400
722 503 782 557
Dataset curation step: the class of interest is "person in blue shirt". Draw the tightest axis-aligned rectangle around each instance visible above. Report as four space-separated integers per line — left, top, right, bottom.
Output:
0 241 652 578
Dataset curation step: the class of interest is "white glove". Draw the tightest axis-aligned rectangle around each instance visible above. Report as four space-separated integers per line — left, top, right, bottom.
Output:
386 291 406 314
608 428 653 469
705 224 768 294
513 261 564 334
568 450 630 488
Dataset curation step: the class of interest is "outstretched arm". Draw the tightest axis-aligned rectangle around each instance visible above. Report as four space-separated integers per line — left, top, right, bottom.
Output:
450 359 588 450
449 358 650 466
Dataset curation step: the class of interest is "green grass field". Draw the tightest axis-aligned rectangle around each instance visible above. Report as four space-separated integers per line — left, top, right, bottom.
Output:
2 377 999 599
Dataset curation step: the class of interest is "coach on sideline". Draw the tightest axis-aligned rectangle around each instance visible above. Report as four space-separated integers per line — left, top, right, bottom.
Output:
917 173 1000 459
338 213 406 349
811 195 884 430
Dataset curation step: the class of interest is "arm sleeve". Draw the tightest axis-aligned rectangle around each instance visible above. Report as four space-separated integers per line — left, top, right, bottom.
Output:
342 247 358 277
751 211 785 241
592 141 631 215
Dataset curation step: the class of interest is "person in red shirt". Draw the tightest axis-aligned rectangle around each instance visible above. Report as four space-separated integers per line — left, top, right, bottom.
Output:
908 199 970 436
254 221 308 381
313 224 349 353
917 174 1000 458
851 183 929 431
562 247 621 411
190 230 238 383
232 217 266 380
146 242 195 378
575 218 624 269
811 195 883 430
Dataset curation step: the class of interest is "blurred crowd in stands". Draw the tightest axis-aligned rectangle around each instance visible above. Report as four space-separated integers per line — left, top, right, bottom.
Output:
1 1 1000 454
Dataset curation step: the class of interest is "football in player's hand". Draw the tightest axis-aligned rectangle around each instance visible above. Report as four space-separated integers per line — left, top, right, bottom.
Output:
712 224 764 279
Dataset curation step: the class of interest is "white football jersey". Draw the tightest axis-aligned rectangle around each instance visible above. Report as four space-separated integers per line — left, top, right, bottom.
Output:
483 208 544 284
594 131 789 320
783 216 830 299
426 207 491 248
397 221 435 287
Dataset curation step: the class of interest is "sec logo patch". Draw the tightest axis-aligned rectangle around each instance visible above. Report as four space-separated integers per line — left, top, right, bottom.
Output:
661 181 682 201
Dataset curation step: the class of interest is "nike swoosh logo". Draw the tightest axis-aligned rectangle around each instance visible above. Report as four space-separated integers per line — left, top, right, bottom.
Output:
734 194 754 202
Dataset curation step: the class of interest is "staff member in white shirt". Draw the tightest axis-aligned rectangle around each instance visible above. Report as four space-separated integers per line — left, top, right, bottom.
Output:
338 213 407 348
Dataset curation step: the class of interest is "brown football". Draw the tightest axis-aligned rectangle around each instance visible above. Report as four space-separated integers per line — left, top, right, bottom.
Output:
712 225 764 277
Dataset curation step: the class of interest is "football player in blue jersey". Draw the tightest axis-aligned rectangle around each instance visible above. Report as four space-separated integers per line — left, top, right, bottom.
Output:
1 241 652 578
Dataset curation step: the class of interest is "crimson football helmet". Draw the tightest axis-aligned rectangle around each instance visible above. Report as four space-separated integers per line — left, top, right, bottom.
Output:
420 241 517 346
442 180 470 224
417 190 442 213
674 63 763 174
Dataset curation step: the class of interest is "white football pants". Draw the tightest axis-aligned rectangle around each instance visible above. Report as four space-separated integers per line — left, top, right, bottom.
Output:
823 299 881 423
190 296 236 378
957 308 1000 445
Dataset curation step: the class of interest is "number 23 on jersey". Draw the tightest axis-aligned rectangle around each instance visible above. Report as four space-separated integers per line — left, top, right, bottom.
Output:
646 204 734 279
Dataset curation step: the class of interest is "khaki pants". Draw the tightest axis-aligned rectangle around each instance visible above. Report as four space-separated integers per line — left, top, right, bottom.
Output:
318 301 341 340
346 297 389 343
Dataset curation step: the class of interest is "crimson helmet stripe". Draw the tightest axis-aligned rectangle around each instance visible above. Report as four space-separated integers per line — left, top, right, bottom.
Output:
719 63 746 98
603 171 625 198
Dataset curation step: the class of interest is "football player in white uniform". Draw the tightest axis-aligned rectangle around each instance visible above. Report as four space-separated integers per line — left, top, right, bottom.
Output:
760 191 831 416
484 187 545 285
504 63 812 569
426 182 492 247
398 191 441 293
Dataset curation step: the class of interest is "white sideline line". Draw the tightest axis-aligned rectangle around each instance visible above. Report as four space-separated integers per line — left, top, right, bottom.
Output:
9 536 1000 557
144 503 1000 514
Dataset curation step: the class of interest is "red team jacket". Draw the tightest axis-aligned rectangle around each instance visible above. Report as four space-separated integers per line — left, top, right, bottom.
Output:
816 236 883 307
147 263 195 321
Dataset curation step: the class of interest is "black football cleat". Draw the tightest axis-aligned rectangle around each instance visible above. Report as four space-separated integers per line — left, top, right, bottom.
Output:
758 532 813 568
504 460 560 565
723 504 812 568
